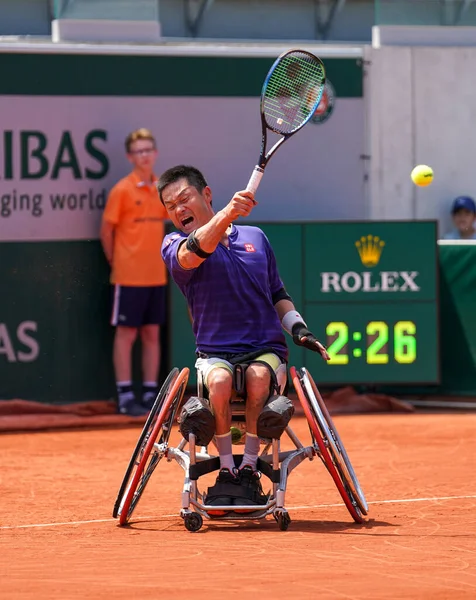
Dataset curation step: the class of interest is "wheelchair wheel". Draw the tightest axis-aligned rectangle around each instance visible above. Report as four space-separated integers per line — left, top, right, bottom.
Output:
112 367 180 519
290 366 368 524
113 367 189 525
305 368 368 515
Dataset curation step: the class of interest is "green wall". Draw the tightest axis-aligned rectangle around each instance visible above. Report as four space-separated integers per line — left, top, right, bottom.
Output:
1 232 476 402
0 54 362 97
439 244 476 394
0 240 115 402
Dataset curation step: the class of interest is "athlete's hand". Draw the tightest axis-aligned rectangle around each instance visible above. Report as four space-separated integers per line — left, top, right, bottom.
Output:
292 324 330 361
225 190 257 221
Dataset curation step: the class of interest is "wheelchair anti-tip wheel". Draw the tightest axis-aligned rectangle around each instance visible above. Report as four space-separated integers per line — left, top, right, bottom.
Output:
274 509 291 531
113 367 190 526
183 512 203 532
290 366 368 524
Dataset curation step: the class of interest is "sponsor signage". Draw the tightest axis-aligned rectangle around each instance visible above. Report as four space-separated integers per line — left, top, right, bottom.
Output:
303 221 439 384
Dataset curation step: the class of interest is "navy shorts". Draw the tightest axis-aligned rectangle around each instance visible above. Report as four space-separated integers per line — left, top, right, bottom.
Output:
111 285 166 328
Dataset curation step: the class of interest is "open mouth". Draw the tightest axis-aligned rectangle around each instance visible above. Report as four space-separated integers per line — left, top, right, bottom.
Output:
181 216 194 228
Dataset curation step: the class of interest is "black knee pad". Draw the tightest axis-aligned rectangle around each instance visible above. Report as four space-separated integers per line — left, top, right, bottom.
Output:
178 396 215 446
257 395 295 440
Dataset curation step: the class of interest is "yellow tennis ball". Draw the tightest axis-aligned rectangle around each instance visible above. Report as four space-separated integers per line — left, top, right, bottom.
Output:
411 164 433 187
230 426 243 444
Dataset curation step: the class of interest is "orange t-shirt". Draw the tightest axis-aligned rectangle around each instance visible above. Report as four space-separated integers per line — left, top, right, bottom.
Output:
103 172 168 286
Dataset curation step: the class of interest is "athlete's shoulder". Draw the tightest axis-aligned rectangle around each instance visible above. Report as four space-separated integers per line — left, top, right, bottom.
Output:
234 224 267 238
162 230 186 249
235 224 271 245
234 224 264 232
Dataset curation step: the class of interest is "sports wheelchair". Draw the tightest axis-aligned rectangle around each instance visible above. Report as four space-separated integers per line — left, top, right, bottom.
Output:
113 364 368 532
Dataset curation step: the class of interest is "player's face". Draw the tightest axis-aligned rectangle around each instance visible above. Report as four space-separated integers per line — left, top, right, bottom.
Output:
453 208 476 234
127 139 158 171
162 178 213 234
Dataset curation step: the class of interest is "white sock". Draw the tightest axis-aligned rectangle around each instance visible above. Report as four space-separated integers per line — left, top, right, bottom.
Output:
239 433 260 470
215 432 235 472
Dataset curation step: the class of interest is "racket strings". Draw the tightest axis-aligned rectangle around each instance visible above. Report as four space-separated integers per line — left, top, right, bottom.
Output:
263 51 325 135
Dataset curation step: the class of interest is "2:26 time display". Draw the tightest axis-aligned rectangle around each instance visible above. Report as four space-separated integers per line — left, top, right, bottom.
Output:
325 320 416 365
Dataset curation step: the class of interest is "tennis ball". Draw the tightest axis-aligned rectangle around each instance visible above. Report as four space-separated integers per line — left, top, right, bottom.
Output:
230 426 243 444
411 164 433 187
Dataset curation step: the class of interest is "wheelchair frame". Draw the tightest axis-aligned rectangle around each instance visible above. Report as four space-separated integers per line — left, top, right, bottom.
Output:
113 365 368 532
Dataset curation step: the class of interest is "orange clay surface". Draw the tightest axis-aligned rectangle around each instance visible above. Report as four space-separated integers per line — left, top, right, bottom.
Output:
1 413 475 600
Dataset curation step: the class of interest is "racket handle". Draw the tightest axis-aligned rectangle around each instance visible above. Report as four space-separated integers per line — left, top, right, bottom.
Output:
246 166 264 195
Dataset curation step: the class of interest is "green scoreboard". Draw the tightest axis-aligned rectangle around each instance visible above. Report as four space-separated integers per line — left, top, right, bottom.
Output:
301 221 439 385
169 220 440 387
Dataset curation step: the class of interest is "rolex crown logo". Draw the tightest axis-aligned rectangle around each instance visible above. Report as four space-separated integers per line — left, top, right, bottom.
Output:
355 235 385 267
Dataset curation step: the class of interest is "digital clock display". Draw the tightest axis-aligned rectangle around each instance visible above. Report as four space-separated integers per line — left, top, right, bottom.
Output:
303 303 439 384
325 320 417 365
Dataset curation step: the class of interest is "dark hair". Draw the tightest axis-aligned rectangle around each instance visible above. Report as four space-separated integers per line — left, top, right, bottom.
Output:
157 165 208 205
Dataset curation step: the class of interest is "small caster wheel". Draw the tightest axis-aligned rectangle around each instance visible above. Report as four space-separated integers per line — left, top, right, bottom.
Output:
184 512 203 532
274 510 291 531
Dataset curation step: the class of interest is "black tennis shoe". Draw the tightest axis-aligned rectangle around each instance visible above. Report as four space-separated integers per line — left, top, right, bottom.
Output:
205 468 241 512
215 467 240 485
239 465 266 498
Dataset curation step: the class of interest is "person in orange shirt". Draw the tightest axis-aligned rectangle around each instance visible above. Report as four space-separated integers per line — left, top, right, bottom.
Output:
101 128 168 416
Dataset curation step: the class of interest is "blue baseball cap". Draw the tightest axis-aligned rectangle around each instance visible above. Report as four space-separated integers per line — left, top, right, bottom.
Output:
452 196 476 214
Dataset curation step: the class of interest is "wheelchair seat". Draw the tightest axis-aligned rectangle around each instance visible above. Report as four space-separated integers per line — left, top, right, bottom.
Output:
195 357 288 444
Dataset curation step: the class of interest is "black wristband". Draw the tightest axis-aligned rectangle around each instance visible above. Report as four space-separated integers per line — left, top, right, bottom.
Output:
291 323 309 337
185 230 214 259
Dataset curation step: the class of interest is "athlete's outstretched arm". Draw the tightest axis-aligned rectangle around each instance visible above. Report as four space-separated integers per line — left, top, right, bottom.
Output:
275 298 330 361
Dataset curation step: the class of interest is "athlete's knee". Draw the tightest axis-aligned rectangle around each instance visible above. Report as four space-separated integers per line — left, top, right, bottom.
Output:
207 368 233 403
245 363 271 401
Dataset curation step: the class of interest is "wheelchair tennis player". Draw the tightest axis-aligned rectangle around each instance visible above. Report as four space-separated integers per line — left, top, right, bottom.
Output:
158 165 329 507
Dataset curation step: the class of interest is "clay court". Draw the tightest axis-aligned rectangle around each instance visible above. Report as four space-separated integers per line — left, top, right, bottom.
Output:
1 411 475 599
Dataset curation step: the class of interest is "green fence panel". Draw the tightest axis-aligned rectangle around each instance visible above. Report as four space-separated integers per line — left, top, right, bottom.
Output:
0 54 362 98
439 244 476 395
3 228 476 404
0 240 115 403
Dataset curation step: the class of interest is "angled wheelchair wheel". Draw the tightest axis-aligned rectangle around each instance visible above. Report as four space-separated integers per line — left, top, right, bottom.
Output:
112 367 180 519
290 366 368 524
113 367 189 525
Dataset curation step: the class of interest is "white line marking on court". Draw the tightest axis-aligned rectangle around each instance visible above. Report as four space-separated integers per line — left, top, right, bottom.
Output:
1 494 475 531
290 494 476 510
0 515 177 530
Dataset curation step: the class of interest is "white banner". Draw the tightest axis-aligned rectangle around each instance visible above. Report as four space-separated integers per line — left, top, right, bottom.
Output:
0 95 365 241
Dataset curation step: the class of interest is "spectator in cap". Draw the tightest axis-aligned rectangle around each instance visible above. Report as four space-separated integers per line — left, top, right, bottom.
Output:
443 196 476 240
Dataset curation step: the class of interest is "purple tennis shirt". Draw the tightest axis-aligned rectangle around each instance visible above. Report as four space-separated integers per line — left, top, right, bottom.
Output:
162 224 288 360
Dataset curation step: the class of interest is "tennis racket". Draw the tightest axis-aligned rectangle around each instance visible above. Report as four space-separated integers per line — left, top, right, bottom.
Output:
246 49 326 195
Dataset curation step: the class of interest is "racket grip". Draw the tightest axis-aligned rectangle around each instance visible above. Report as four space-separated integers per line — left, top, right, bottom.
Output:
246 166 264 195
